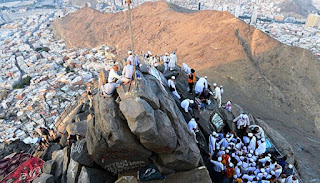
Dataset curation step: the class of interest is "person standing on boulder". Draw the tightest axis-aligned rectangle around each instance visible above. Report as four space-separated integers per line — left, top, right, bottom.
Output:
213 83 222 108
188 69 196 94
168 76 181 99
163 52 170 72
169 51 177 71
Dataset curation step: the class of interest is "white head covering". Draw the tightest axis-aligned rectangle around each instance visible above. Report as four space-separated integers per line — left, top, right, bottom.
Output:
218 157 222 162
288 164 293 169
226 150 229 154
165 52 169 56
213 83 217 87
268 153 272 157
233 175 237 179
189 100 194 104
148 51 152 55
250 150 254 154
260 168 265 173
212 132 217 136
171 76 175 79
255 151 259 156
128 50 132 54
232 153 235 157
204 76 208 79
226 134 230 138
220 85 223 88
221 147 225 151
261 138 265 142
248 133 253 137
229 163 234 167
248 153 252 158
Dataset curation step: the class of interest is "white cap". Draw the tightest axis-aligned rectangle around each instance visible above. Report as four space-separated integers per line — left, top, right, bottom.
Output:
226 150 229 154
289 164 293 169
248 133 253 137
189 100 194 104
212 132 217 136
204 76 208 79
261 138 265 142
220 85 223 88
171 76 175 79
221 147 225 151
229 163 234 167
226 134 230 138
232 153 235 157
255 151 259 156
249 158 254 162
218 157 222 162
248 153 252 158
165 52 169 55
128 50 132 54
252 162 256 167
250 150 254 154
227 146 231 150
271 171 275 175
237 162 242 166
260 168 265 173
215 134 219 137
147 51 152 55
216 145 220 150
221 151 225 155
213 83 217 87
268 153 272 157
233 175 237 179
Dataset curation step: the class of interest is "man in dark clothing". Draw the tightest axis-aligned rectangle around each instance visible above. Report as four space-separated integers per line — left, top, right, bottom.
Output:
188 69 196 94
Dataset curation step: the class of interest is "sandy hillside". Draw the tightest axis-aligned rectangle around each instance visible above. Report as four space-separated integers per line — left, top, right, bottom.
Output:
51 2 320 181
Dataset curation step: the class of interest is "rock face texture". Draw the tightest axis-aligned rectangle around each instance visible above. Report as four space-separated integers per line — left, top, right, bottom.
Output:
51 2 320 180
85 71 201 175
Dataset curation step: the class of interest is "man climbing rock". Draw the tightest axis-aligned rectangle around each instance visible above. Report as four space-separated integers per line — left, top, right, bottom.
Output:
168 76 181 99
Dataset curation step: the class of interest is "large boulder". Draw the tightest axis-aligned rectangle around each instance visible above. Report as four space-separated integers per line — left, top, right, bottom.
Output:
77 167 115 183
118 74 201 171
66 120 87 137
67 154 82 183
62 146 71 183
41 144 62 161
33 173 55 183
42 160 56 175
86 96 152 174
71 139 94 167
52 149 64 182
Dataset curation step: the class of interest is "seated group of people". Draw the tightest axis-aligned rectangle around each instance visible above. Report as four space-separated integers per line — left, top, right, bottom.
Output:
207 128 298 183
100 51 138 98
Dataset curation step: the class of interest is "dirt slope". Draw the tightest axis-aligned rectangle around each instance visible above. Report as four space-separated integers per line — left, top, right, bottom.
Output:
51 2 320 181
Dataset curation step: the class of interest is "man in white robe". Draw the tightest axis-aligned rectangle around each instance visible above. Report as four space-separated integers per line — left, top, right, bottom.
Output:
163 52 170 71
188 118 198 143
233 113 250 129
255 138 267 155
108 65 121 83
209 132 218 158
213 83 222 108
180 99 193 113
248 133 257 152
168 76 181 99
169 51 177 71
195 76 208 95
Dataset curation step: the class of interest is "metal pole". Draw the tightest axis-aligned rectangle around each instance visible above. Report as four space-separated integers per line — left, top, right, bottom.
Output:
127 0 137 87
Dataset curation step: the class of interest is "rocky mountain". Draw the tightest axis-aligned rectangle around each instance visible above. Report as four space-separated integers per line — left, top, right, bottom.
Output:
279 0 318 17
51 2 320 181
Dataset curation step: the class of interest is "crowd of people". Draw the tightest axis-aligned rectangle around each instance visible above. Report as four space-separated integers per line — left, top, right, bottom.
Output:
96 50 300 183
36 126 80 150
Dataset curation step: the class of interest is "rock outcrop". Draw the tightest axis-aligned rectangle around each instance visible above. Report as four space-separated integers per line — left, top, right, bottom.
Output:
85 69 201 175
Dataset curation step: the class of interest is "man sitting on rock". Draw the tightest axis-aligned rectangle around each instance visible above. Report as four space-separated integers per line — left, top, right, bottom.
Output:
119 61 134 84
108 65 121 83
100 79 120 98
233 113 250 130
